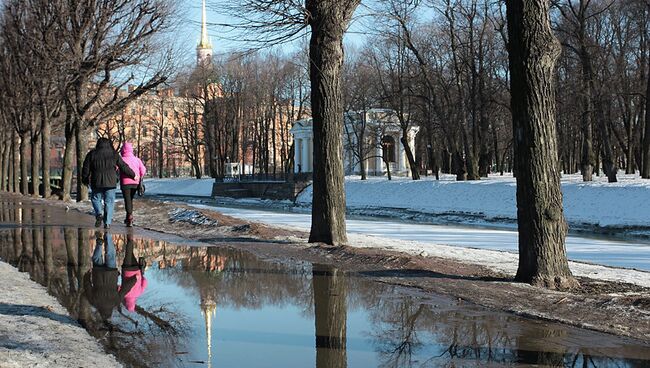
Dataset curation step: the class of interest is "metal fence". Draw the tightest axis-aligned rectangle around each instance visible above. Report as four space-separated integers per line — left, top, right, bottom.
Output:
215 172 313 183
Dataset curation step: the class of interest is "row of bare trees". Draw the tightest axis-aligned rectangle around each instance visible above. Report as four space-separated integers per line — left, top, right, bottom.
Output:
0 0 175 200
218 0 633 287
173 51 309 179
338 0 650 183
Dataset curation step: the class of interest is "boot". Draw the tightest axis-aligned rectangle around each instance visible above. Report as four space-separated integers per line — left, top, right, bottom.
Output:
138 257 146 272
126 214 134 227
95 216 102 228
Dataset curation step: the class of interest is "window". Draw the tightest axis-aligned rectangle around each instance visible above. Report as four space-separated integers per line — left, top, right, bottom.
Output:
381 136 396 163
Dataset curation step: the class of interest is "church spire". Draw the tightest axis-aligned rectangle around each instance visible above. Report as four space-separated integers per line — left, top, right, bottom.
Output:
198 0 210 49
196 0 213 66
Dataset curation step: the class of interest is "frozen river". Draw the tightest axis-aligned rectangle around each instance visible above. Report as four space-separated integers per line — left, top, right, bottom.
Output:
189 203 650 272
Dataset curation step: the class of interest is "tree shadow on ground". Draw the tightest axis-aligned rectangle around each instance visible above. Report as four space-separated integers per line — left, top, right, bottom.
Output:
355 269 510 283
0 303 78 325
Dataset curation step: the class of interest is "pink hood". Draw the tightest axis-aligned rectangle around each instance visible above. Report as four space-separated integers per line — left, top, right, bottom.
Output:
120 269 148 312
120 142 146 185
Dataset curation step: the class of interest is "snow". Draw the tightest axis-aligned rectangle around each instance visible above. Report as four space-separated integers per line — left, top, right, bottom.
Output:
145 173 650 229
169 208 218 226
0 261 122 368
187 203 650 288
190 204 650 270
144 178 215 197
296 173 650 228
346 233 650 289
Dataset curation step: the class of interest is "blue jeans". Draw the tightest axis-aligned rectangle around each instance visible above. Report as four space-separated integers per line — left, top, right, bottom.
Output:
92 232 116 268
91 188 116 225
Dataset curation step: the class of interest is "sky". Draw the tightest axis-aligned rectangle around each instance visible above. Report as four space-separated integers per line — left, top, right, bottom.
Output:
174 0 373 65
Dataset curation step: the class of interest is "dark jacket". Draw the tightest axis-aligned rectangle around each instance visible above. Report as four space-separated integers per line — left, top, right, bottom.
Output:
82 138 135 190
83 267 136 319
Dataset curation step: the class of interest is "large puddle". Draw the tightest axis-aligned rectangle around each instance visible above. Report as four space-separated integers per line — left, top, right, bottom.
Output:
1 200 650 367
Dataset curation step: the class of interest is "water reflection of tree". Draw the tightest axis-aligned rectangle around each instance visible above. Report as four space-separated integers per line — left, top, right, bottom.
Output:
155 245 313 311
362 288 644 368
313 264 348 368
0 226 189 368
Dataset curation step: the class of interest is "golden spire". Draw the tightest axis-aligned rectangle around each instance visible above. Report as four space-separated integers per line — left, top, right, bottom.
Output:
198 0 211 49
201 300 217 368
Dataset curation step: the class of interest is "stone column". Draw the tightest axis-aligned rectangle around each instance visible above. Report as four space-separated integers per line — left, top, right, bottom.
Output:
302 138 310 173
375 135 383 176
294 138 302 173
398 133 406 173
308 138 313 172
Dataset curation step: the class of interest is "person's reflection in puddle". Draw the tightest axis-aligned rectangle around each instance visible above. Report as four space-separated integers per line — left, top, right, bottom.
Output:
83 230 136 321
120 232 148 312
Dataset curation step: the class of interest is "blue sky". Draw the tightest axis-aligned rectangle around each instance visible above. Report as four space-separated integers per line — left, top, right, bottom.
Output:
175 0 373 64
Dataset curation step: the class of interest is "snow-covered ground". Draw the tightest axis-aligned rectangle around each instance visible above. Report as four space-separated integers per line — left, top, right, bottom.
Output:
299 173 650 228
191 204 650 271
146 172 650 229
145 178 214 197
0 261 122 368
186 204 650 288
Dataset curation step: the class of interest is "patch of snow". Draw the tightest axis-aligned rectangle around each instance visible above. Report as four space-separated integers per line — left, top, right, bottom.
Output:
145 178 215 197
168 208 218 226
189 204 650 272
186 203 650 288
0 261 122 367
347 233 650 289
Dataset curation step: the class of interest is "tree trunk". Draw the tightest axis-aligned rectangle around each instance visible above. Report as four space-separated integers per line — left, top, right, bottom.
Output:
10 131 18 193
401 130 420 180
31 133 41 197
158 127 164 178
453 149 467 181
359 132 367 180
579 34 594 182
595 101 617 182
41 116 51 198
61 122 75 201
75 124 89 202
313 264 347 368
642 51 650 178
462 125 480 180
19 134 29 195
307 0 359 246
1 133 9 191
505 0 577 289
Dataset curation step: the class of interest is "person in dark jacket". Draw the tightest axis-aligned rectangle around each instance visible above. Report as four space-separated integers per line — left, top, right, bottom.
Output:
83 231 136 320
82 138 138 228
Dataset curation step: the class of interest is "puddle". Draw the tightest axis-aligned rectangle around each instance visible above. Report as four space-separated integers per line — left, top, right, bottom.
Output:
0 200 650 367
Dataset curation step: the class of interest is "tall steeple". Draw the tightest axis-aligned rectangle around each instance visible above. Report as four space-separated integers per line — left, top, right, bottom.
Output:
196 0 213 66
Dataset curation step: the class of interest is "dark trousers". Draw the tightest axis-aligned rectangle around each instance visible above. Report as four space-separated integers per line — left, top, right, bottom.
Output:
121 185 138 217
122 239 138 268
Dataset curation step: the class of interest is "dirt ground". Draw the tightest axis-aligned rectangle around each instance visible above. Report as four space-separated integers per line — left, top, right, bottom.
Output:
18 193 650 343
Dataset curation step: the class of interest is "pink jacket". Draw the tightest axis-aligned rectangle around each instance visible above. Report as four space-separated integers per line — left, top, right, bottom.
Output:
120 142 146 186
120 269 148 312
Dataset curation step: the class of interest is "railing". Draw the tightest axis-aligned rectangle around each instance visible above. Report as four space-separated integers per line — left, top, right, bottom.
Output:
215 172 313 183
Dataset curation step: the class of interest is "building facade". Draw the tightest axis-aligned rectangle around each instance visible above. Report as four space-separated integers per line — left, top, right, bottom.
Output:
290 109 419 177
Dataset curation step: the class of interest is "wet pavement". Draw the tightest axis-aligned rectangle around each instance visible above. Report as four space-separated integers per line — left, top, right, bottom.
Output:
1 198 650 367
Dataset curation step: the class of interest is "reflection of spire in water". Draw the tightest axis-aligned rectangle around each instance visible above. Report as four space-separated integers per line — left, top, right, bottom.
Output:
201 298 217 368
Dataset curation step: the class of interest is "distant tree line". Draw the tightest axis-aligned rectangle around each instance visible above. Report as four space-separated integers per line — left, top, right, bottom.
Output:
0 0 175 200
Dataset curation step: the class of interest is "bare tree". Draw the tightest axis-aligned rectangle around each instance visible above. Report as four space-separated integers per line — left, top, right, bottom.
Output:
48 0 176 201
506 0 577 288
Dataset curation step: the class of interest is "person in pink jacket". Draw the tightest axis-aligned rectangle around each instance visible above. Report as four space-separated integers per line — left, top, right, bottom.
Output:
120 142 146 227
120 234 147 312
